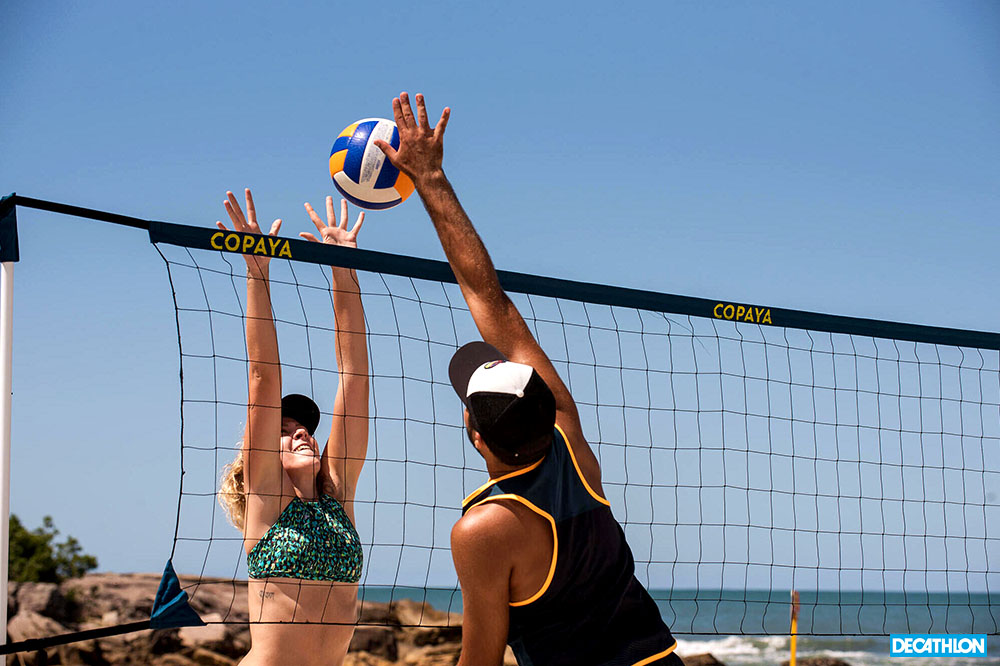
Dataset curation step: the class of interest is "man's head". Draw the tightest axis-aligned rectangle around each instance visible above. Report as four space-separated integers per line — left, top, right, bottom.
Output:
448 342 556 465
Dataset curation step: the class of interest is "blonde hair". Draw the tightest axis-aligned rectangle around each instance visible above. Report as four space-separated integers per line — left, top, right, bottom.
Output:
219 451 246 532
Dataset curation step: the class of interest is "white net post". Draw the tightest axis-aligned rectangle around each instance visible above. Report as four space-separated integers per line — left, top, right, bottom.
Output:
0 261 13 644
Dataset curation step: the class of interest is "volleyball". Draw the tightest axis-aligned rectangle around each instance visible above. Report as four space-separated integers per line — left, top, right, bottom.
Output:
329 118 414 210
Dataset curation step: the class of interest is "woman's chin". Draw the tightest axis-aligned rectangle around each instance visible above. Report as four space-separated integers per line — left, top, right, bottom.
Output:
281 454 319 474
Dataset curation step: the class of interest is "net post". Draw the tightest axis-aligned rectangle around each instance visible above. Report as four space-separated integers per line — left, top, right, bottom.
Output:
0 263 12 645
0 195 17 645
789 590 800 666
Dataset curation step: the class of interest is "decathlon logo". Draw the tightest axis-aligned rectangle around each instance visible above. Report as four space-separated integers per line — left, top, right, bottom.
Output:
210 231 293 259
890 634 986 657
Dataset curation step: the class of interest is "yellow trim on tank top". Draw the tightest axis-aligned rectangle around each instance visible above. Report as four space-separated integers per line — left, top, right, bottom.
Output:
554 423 611 507
467 493 558 607
461 456 546 509
631 641 678 665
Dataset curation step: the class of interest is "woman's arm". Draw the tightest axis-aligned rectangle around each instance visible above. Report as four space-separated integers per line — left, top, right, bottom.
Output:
218 189 285 545
300 198 369 516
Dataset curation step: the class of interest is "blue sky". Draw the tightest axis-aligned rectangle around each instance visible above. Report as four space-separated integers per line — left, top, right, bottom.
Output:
2 0 999 586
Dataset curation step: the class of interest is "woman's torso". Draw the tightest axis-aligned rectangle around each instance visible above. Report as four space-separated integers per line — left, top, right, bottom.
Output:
241 578 358 666
241 491 363 665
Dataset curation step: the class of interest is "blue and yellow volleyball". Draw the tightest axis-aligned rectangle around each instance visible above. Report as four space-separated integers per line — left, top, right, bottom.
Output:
329 118 414 210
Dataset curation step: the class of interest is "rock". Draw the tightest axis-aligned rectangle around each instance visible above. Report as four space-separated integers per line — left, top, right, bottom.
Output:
178 613 228 650
7 609 69 643
8 581 19 619
682 654 726 666
183 579 250 623
401 642 461 665
781 659 851 666
191 647 238 666
6 574 478 665
392 599 457 627
16 583 73 623
62 574 159 623
6 611 69 666
4 651 47 666
404 624 463 647
152 655 198 666
149 628 185 654
223 626 251 657
59 642 109 666
87 626 153 665
359 600 396 625
350 625 398 660
344 652 397 666
55 635 108 666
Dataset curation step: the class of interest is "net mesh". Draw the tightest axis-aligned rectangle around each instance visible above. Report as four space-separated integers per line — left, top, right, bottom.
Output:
153 239 1000 636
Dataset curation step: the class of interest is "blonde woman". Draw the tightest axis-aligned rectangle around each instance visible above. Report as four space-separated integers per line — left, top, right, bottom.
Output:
217 189 369 666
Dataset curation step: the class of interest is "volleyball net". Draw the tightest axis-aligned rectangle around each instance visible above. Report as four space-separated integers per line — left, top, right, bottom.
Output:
3 196 999 650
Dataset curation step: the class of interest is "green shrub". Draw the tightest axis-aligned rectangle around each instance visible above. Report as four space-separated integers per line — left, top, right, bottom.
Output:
9 514 98 583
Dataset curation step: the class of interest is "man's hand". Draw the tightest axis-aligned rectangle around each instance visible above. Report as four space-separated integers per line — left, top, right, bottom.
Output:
374 92 450 187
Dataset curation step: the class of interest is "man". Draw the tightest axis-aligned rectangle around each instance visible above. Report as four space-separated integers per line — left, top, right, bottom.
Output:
375 93 680 666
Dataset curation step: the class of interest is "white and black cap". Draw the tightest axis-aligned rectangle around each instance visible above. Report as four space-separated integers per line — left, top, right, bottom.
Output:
448 341 555 465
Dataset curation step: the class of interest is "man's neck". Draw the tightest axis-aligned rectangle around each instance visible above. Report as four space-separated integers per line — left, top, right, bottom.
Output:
486 458 536 480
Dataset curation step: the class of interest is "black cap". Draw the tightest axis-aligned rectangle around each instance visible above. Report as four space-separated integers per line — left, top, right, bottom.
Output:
448 342 555 465
448 341 507 404
281 394 321 436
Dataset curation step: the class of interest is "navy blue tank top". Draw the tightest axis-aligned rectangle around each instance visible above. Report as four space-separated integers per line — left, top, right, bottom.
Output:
462 425 677 666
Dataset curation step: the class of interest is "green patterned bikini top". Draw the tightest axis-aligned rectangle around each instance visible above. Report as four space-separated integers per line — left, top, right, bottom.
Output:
247 494 363 583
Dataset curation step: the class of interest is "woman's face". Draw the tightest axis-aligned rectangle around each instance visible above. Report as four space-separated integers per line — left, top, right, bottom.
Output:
279 417 320 473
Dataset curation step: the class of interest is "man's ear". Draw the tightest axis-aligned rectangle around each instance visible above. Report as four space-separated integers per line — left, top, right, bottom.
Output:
471 429 487 454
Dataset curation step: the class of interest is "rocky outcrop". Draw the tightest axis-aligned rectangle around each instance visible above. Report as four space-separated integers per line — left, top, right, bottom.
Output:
4 575 494 666
6 575 732 666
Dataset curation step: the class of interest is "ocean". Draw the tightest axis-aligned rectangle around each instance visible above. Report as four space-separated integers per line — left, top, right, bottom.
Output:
357 587 1000 665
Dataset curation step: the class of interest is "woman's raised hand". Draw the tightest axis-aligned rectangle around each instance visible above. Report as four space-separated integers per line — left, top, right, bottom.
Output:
216 188 282 272
301 196 365 248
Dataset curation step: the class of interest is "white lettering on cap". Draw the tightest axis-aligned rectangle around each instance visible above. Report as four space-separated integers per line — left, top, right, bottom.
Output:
467 360 534 398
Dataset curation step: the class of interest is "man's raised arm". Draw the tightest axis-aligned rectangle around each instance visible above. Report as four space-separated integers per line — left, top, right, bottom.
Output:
374 93 576 418
375 93 604 492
